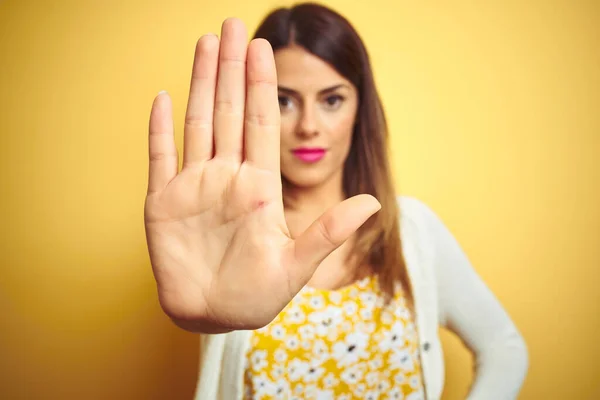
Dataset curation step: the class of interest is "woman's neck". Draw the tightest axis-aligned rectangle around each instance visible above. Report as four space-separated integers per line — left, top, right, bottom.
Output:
283 178 345 221
282 176 369 290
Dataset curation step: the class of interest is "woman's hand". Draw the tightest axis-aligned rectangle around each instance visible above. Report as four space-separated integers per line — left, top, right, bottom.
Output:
144 18 381 333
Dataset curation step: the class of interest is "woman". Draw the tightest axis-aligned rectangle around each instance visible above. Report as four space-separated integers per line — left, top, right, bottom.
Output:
144 3 528 399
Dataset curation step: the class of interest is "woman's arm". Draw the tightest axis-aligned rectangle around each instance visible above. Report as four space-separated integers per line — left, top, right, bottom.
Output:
418 200 529 400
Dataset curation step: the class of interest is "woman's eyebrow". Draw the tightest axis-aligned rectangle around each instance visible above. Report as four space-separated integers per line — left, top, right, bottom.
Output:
278 84 350 96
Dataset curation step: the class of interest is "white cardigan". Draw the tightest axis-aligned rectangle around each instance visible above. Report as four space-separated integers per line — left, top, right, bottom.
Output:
193 196 529 399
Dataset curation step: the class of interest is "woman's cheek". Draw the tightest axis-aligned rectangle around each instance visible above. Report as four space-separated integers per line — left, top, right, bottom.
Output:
279 118 296 148
328 114 355 152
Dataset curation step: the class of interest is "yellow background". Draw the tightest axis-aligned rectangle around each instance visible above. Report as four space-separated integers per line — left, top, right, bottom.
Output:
1 0 598 399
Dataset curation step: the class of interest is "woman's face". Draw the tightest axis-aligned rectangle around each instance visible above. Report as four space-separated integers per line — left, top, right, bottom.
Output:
274 45 359 189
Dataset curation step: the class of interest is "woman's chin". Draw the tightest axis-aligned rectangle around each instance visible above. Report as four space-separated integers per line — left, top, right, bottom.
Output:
282 172 329 190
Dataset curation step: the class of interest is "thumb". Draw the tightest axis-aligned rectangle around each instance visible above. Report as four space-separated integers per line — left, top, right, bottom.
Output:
289 194 381 284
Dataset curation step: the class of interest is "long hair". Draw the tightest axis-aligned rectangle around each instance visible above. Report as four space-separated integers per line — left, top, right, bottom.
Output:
254 2 410 304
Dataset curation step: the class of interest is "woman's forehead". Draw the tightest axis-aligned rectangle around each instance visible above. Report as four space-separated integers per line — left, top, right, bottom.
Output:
274 45 351 93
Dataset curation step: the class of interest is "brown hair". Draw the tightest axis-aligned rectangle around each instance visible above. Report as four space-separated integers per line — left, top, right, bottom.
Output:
254 2 410 304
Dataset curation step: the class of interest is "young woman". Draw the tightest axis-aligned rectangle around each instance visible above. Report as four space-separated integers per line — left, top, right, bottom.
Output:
144 4 528 399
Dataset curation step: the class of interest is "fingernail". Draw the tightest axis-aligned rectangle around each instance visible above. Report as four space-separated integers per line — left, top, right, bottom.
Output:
158 90 168 95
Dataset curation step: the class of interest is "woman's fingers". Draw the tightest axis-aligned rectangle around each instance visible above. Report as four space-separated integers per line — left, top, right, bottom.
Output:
147 92 178 194
244 39 281 174
213 18 248 162
289 195 382 285
182 34 220 167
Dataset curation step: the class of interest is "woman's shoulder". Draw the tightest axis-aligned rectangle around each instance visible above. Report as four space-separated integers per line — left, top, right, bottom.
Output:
396 195 439 228
395 195 453 249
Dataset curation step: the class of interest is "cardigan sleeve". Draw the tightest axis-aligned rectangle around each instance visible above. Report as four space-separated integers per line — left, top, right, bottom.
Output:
415 199 529 400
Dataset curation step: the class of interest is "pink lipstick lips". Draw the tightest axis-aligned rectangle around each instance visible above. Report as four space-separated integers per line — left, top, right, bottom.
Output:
292 147 327 163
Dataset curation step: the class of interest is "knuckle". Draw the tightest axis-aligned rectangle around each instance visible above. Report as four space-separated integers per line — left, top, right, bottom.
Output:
184 116 212 129
215 99 242 116
149 128 166 136
245 113 278 128
316 216 339 248
149 152 174 162
250 78 277 88
191 72 211 82
220 55 246 65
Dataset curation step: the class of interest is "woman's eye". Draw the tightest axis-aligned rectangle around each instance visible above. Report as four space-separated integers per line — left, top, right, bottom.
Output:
278 95 292 110
324 94 344 109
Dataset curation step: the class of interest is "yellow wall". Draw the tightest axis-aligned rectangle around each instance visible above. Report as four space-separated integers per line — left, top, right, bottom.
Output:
1 0 598 398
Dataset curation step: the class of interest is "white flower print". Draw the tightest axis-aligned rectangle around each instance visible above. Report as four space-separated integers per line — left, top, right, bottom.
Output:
359 291 377 307
329 291 342 304
308 306 343 336
356 321 376 334
312 339 329 361
343 301 358 316
251 372 276 398
357 276 370 288
245 274 425 399
285 335 300 351
405 321 417 338
382 368 391 379
341 321 353 332
406 389 425 400
310 294 325 309
305 365 326 383
393 372 407 385
288 359 309 381
332 332 369 367
385 387 403 400
270 324 286 340
272 378 291 399
298 324 315 341
365 390 379 400
365 371 380 387
315 388 335 400
285 306 306 324
340 364 364 385
294 383 304 395
272 364 285 379
250 349 268 372
274 348 287 363
360 307 373 321
408 375 421 389
326 327 341 342
379 321 405 352
368 355 384 370
304 384 318 398
394 304 411 320
377 379 391 393
323 372 338 389
389 348 415 372
353 383 367 397
381 310 393 324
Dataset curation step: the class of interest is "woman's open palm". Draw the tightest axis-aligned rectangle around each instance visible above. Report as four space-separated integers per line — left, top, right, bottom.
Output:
144 18 380 333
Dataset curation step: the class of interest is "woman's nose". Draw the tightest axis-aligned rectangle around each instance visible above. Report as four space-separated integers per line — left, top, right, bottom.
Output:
297 107 318 138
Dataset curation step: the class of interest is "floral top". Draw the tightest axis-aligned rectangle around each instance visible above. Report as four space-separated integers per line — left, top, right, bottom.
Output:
244 274 425 400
